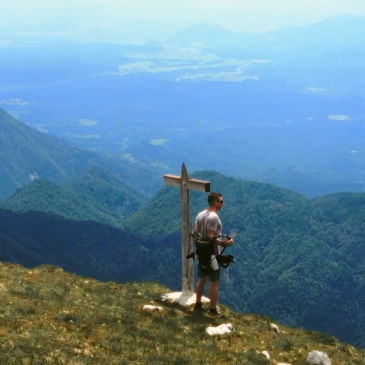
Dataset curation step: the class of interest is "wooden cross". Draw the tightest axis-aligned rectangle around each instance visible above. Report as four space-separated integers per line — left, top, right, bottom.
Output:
163 163 210 293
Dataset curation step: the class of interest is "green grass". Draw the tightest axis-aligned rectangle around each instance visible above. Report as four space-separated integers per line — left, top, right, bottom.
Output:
0 262 364 364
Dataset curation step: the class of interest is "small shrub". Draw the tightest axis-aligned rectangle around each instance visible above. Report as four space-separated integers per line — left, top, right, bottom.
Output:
273 336 294 351
309 331 337 346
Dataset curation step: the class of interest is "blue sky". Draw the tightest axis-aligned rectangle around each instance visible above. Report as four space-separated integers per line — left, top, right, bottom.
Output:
2 0 365 40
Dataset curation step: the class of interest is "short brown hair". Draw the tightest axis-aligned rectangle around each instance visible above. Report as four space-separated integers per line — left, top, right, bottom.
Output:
208 192 222 206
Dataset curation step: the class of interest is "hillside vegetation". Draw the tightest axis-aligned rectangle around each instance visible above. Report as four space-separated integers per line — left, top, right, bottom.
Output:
0 209 160 283
0 108 161 202
1 165 146 225
0 262 364 365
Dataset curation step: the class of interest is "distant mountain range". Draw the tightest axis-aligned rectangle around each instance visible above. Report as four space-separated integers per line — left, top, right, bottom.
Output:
169 15 365 52
0 107 162 202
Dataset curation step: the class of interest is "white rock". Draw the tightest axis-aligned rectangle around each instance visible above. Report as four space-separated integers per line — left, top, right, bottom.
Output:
163 291 210 306
270 323 280 333
277 363 291 365
142 305 163 312
261 351 270 359
306 350 331 365
206 323 234 336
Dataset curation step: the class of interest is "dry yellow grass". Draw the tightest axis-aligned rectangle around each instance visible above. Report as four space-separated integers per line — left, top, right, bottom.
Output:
0 262 364 365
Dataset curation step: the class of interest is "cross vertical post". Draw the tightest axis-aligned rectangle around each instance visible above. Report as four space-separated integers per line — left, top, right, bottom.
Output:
180 163 192 292
163 163 210 294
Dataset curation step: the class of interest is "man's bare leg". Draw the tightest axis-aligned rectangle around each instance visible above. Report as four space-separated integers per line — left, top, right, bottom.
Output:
195 277 208 304
207 280 219 309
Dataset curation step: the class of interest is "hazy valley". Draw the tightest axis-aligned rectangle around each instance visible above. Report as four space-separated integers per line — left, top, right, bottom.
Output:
1 15 365 198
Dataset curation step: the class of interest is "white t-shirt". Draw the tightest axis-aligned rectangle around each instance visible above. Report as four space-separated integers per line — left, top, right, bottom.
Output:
194 209 222 255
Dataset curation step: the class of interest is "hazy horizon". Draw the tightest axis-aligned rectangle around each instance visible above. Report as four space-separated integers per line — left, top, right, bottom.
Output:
1 0 365 42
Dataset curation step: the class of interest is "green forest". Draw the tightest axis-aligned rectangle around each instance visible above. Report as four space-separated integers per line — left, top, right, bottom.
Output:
1 169 365 348
2 165 146 225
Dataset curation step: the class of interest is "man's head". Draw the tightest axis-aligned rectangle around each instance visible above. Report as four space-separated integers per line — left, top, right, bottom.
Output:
208 192 224 211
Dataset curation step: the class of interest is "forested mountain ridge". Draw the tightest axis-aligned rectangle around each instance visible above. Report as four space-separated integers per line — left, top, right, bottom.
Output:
0 209 158 282
169 14 365 50
0 107 161 202
2 165 146 224
120 170 306 236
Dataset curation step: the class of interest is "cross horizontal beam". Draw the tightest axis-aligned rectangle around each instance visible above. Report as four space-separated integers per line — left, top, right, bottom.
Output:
163 174 210 192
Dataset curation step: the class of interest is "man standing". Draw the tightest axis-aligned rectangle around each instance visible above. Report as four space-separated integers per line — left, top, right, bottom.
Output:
193 192 233 316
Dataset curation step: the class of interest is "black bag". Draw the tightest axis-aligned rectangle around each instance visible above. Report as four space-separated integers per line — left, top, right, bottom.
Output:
189 232 235 269
216 253 235 268
191 231 215 267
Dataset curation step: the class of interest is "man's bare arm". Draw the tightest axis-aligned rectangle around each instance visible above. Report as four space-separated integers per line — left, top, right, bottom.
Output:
206 230 233 246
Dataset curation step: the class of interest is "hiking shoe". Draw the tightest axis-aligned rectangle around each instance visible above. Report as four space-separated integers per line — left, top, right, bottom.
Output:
193 302 204 312
206 308 226 318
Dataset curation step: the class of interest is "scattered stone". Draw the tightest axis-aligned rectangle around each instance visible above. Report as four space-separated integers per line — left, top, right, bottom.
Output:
162 291 209 306
156 293 168 302
206 323 234 336
306 350 331 365
277 363 291 365
270 323 280 333
142 305 163 312
261 351 270 359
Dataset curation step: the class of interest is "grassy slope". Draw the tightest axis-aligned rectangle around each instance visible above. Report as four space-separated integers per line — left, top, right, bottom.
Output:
0 262 363 365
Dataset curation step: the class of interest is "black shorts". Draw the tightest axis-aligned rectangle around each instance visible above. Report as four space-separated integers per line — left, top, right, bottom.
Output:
197 265 220 282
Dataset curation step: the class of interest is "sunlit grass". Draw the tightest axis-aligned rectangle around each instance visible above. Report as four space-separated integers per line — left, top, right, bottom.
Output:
0 262 364 364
